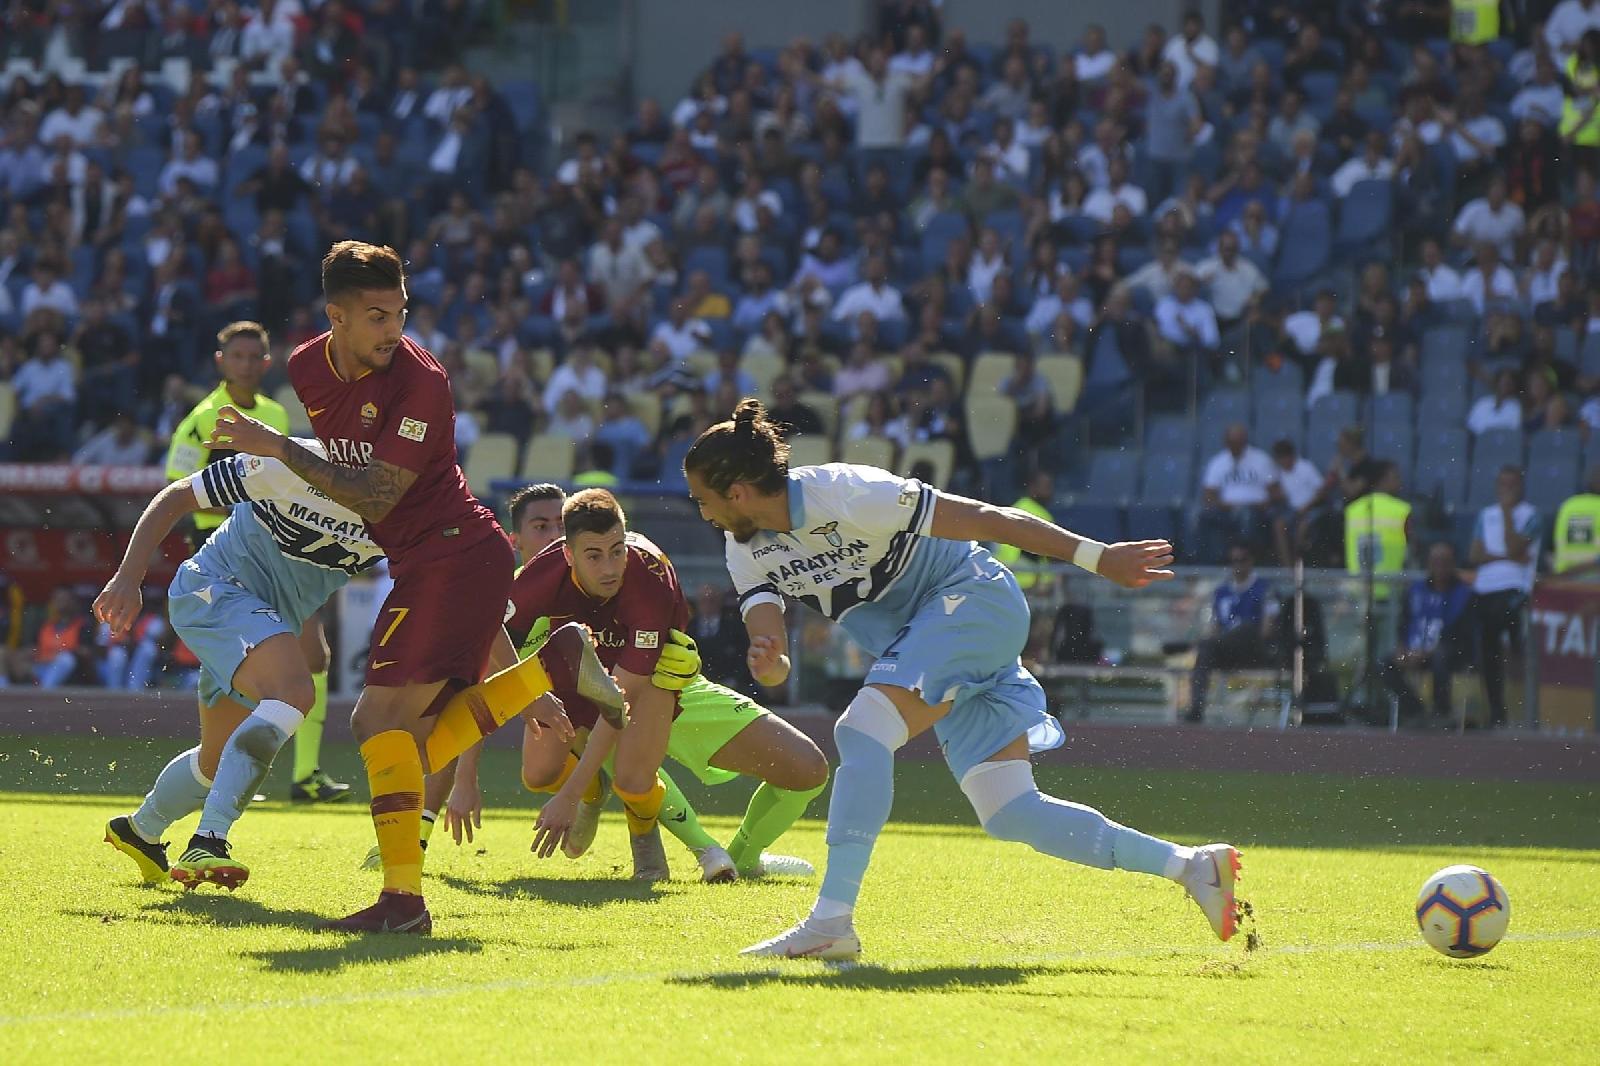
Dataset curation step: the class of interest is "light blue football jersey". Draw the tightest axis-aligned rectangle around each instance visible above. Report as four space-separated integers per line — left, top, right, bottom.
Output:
187 448 384 628
726 463 990 656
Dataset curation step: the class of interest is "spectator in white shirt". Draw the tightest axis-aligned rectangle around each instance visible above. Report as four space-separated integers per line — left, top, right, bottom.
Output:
157 131 219 198
1330 131 1396 198
38 86 104 149
1453 177 1525 260
542 346 608 415
300 134 359 193
72 414 149 466
1282 288 1343 358
1197 423 1279 563
8 333 77 461
833 341 892 400
984 117 1030 183
1076 118 1124 190
1511 58 1566 126
1444 93 1506 170
1545 0 1600 63
1082 156 1148 222
1417 238 1464 304
832 256 906 322
650 297 713 361
424 65 474 126
889 24 936 78
1124 239 1191 302
825 47 925 149
1154 271 1221 355
1160 9 1220 88
1470 465 1541 726
1523 240 1568 308
1025 271 1094 339
1268 439 1326 567
1195 230 1269 327
1460 242 1520 316
1075 24 1117 84
966 228 1008 306
240 0 296 69
19 262 79 320
1467 369 1524 435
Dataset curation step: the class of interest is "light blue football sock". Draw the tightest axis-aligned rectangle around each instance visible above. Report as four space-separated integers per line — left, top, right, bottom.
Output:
197 700 302 839
966 760 1190 879
812 689 905 920
130 746 211 842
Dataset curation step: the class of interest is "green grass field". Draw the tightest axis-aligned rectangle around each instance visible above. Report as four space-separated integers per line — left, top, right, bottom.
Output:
1 733 1597 1064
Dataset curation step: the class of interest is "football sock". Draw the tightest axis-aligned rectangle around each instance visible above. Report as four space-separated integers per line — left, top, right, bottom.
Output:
423 654 554 772
613 778 665 836
961 760 1190 879
523 753 579 793
812 689 906 921
419 810 437 849
362 730 425 895
658 766 719 853
728 778 827 875
291 670 328 781
130 746 212 842
198 699 303 839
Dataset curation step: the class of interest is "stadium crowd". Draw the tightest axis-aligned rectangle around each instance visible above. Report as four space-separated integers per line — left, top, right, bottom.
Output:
3 1 1600 709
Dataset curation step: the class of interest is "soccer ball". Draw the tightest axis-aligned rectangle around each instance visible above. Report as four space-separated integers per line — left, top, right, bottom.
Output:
1415 865 1511 958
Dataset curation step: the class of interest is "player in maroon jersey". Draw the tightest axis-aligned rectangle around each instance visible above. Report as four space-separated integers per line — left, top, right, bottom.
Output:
476 489 827 881
206 242 616 933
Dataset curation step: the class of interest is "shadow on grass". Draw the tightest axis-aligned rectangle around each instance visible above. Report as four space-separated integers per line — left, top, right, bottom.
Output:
435 872 665 907
65 892 331 932
667 961 1141 993
242 935 484 973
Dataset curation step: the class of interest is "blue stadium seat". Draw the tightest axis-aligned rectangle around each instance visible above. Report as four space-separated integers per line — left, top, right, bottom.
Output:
1370 391 1414 429
1124 503 1178 547
1414 444 1469 510
1199 387 1250 430
1465 429 1525 511
1272 201 1331 291
1057 504 1126 544
1335 180 1392 255
1251 359 1305 396
1083 449 1141 504
1372 422 1415 484
1252 389 1304 449
1145 414 1197 459
1138 450 1194 506
1529 427 1582 469
1581 333 1600 379
683 246 730 287
1527 453 1581 516
920 211 970 272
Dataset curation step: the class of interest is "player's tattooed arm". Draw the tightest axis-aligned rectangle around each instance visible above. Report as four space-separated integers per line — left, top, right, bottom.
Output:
278 440 418 524
207 403 417 523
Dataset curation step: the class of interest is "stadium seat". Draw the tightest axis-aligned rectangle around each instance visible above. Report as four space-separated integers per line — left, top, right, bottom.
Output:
0 382 13 440
1083 448 1140 505
931 351 966 393
520 434 576 482
1371 422 1415 482
1272 201 1332 291
1138 450 1194 506
1413 445 1468 509
1124 503 1178 548
843 436 897 470
1582 333 1600 379
683 246 730 288
968 351 1016 399
1306 392 1360 466
1035 355 1083 412
1527 452 1581 516
901 440 955 487
1056 504 1125 544
463 433 518 496
1200 388 1250 430
965 397 1017 461
1253 392 1304 450
1146 414 1197 458
1334 180 1392 254
1369 391 1413 430
1529 427 1582 470
625 392 662 440
787 436 835 468
799 391 838 438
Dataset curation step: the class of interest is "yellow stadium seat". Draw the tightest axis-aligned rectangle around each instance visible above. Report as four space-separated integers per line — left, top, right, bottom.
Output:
787 436 834 468
520 433 576 482
463 433 518 496
0 383 14 440
969 351 1017 399
901 440 955 487
842 435 896 470
965 397 1017 460
625 392 662 439
1037 355 1083 412
799 391 838 439
462 349 500 396
932 351 966 394
744 351 785 397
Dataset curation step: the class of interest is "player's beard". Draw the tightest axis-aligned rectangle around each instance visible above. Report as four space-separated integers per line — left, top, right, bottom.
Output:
727 515 760 543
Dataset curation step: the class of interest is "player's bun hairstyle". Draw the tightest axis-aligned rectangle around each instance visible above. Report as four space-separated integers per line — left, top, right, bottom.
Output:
562 488 627 541
216 320 269 349
507 483 566 529
683 398 790 496
321 240 406 302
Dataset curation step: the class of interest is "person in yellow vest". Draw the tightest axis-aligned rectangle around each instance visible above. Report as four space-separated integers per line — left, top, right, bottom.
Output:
1561 30 1600 168
1450 0 1499 47
995 469 1056 592
572 442 622 488
1553 466 1600 576
164 322 347 804
1344 460 1413 600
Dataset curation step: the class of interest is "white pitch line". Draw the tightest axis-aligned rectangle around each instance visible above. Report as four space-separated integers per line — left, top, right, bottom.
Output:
2 929 1596 1031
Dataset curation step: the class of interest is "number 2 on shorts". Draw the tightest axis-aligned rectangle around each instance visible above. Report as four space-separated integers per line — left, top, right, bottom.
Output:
378 607 410 647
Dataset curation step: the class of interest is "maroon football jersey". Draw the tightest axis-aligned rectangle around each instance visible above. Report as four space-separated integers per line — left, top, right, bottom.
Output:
288 331 503 566
507 532 690 680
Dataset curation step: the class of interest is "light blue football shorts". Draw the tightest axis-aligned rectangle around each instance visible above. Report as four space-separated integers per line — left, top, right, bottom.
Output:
167 558 297 710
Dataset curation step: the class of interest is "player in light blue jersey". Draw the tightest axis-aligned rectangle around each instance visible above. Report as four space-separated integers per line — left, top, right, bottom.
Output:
685 400 1245 960
97 443 384 891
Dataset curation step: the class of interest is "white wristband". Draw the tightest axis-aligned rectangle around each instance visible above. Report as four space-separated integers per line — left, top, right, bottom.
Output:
1072 540 1106 574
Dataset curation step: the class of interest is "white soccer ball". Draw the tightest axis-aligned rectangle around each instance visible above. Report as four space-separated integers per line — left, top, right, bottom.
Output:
1415 865 1511 958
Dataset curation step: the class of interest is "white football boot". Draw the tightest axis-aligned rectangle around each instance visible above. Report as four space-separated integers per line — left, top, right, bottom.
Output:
1181 843 1243 941
742 853 816 879
696 846 739 883
740 917 861 961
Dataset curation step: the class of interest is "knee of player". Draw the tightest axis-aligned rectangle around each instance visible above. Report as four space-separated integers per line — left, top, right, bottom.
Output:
611 768 657 798
262 677 316 716
782 745 830 792
521 766 561 792
959 760 1038 840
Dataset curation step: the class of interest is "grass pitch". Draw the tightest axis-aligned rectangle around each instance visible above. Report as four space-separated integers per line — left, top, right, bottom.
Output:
1 733 1596 1064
